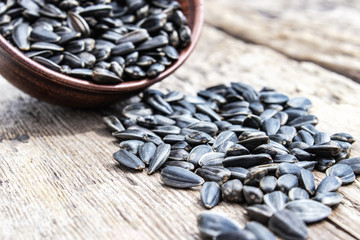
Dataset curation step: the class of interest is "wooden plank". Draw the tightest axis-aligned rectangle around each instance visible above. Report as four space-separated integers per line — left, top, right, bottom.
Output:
205 0 360 82
1 22 360 240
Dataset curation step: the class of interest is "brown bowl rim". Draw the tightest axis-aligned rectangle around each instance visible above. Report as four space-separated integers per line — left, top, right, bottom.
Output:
0 0 204 94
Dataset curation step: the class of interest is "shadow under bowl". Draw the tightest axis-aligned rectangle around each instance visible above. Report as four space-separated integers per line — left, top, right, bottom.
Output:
0 0 204 108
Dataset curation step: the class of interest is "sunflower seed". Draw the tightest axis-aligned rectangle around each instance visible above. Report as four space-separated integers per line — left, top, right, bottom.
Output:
313 132 331 145
313 192 343 207
197 212 242 239
163 160 194 171
201 182 221 209
285 199 332 223
119 140 144 155
264 191 289 211
113 149 145 170
331 133 355 144
337 157 360 174
161 166 204 188
221 179 244 203
316 176 342 194
12 22 31 50
288 187 310 201
138 142 156 165
259 176 277 193
198 152 225 167
276 162 302 177
299 169 315 196
246 204 275 224
245 221 276 240
148 143 171 174
195 166 231 185
33 56 62 72
243 186 264 205
277 174 298 193
268 209 308 240
223 154 273 169
325 164 355 185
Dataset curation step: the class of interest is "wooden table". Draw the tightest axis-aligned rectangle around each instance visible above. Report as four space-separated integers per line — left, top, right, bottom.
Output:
1 1 360 239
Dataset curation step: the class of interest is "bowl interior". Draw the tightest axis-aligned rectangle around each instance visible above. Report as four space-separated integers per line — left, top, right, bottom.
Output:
0 0 204 94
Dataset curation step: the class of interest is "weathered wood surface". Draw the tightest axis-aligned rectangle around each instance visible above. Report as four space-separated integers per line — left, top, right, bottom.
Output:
206 0 360 82
1 1 360 239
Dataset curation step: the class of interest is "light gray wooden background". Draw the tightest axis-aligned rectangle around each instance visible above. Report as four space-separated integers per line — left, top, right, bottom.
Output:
1 0 360 239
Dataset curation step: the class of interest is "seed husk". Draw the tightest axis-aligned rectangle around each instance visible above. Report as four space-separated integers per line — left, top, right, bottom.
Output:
195 166 231 185
185 131 214 146
187 121 219 136
148 143 171 174
198 152 225 167
316 176 342 194
225 143 250 156
305 142 342 157
168 149 189 161
285 199 332 223
313 132 331 145
313 192 344 207
187 144 212 167
290 148 314 161
288 115 319 128
119 140 144 155
246 204 275 224
275 162 302 177
288 187 310 201
223 154 273 169
277 174 298 193
325 163 355 185
103 115 125 132
201 181 221 209
212 130 237 151
262 118 280 135
295 161 317 171
197 212 242 239
268 209 308 240
243 186 264 205
263 191 289 211
31 41 64 51
300 169 316 196
221 179 244 202
113 149 145 170
244 167 268 186
238 136 270 152
331 133 355 144
92 68 122 84
33 56 62 72
161 166 204 188
163 160 194 171
226 167 249 182
12 22 31 50
67 12 90 37
252 144 278 158
245 221 276 240
259 176 277 193
337 157 360 174
260 92 289 105
274 154 298 163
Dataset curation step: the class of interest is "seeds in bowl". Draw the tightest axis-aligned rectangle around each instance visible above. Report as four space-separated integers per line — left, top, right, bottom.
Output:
0 0 191 83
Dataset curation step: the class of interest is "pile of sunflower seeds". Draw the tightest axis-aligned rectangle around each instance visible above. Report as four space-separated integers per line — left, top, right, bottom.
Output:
0 0 191 83
103 82 359 240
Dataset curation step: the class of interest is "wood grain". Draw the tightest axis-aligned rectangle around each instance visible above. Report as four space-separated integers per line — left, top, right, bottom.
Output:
205 0 360 82
1 2 360 239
